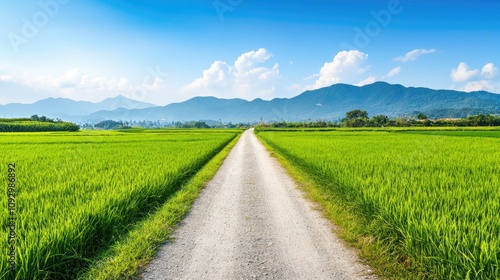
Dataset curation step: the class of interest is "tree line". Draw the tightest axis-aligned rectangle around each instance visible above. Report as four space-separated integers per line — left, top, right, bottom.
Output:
261 110 500 128
86 120 250 130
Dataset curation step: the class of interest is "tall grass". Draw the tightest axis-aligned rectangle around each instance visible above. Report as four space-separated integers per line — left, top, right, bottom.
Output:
257 130 500 279
0 130 238 279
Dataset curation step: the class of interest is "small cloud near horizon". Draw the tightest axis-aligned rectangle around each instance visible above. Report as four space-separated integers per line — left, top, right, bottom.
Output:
357 76 377 86
394 49 436 63
450 62 479 82
385 67 401 78
450 62 499 93
306 50 370 90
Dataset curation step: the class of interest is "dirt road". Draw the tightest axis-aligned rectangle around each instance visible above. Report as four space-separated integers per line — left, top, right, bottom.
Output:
142 129 376 279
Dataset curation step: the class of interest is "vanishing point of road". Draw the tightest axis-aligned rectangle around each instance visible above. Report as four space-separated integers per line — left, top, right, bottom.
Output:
142 129 376 279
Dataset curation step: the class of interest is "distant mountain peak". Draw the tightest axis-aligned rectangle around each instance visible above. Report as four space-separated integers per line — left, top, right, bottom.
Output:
103 95 128 101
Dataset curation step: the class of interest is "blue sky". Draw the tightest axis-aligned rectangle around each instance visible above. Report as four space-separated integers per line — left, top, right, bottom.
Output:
1 0 499 105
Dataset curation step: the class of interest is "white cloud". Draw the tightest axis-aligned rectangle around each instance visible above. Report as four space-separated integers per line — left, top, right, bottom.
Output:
0 65 168 103
0 75 15 82
3 67 133 96
450 62 479 82
183 61 230 90
450 62 499 93
357 76 377 86
394 49 436 63
183 48 280 99
51 68 131 92
482 63 498 79
308 50 369 90
303 73 320 81
54 68 82 88
235 48 272 72
386 66 401 78
463 80 495 92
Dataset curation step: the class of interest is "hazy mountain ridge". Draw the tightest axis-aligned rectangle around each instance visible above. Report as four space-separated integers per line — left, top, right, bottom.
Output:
0 95 157 120
1 82 500 123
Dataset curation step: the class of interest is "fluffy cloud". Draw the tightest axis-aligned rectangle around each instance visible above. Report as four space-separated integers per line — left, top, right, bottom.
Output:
183 48 280 99
0 65 167 103
309 50 369 90
394 49 436 63
183 61 231 90
0 75 15 82
52 68 131 92
463 80 495 92
54 68 83 88
385 66 401 78
1 67 134 94
357 76 377 86
450 62 499 93
482 63 498 79
450 62 479 82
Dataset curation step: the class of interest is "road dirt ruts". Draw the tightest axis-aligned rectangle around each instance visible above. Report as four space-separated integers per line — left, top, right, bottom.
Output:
142 129 376 279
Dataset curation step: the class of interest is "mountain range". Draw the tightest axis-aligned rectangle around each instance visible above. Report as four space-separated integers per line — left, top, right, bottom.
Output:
1 82 500 123
0 95 156 121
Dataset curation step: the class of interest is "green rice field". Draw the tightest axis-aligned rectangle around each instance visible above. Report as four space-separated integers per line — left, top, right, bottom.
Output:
257 129 500 279
0 130 240 279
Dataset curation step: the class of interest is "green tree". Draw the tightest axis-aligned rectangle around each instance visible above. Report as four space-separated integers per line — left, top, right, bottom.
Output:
344 110 369 127
346 110 368 120
194 121 210 128
417 112 428 120
370 115 390 127
94 120 123 130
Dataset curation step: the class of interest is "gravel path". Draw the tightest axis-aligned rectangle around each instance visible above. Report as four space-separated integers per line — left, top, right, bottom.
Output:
142 129 376 279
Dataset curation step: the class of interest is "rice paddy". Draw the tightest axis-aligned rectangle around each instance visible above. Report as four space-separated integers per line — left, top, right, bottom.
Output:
0 130 239 279
257 129 500 279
